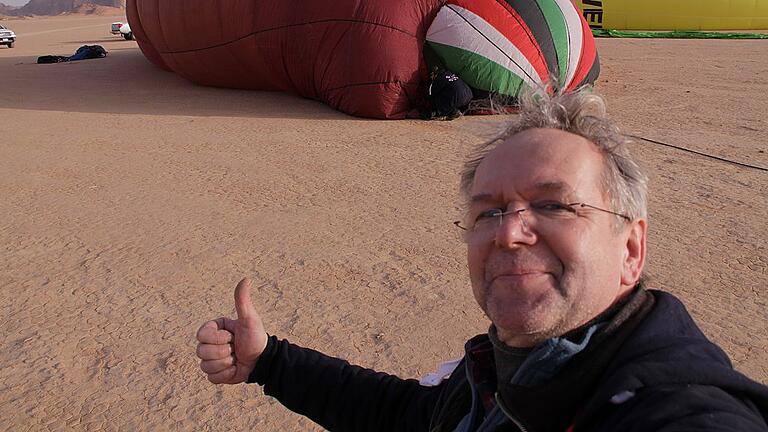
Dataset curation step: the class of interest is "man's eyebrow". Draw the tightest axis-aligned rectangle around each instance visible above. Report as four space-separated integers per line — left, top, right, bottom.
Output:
469 182 573 203
531 181 573 194
469 193 495 204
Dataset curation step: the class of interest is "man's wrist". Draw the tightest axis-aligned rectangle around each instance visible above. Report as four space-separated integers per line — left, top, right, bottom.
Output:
247 334 277 384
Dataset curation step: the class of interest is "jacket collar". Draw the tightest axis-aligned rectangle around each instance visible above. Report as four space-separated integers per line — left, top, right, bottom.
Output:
494 287 654 432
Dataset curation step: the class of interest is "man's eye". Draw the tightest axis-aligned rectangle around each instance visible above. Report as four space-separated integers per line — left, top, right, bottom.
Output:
533 201 576 214
475 209 503 221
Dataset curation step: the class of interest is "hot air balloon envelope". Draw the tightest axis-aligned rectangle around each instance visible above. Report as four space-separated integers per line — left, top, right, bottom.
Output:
127 0 601 117
426 0 599 100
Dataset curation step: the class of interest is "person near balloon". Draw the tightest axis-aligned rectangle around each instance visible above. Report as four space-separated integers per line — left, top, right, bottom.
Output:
420 66 474 120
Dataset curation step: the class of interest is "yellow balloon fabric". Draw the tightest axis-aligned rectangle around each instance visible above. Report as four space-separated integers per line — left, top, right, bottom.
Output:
576 0 768 30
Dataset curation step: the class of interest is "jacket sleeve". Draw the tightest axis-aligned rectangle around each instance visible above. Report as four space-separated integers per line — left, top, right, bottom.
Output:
428 74 449 96
247 335 444 432
596 384 768 432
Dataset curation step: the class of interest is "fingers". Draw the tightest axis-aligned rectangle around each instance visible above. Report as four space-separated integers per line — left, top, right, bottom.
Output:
200 356 235 374
234 278 256 321
206 366 237 384
196 320 233 345
197 277 265 385
196 342 232 360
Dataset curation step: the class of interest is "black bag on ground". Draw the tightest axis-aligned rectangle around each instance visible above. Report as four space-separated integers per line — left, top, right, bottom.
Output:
37 55 70 64
37 45 108 64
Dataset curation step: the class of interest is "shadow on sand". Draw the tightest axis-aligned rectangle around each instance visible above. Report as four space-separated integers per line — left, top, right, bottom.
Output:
0 48 353 120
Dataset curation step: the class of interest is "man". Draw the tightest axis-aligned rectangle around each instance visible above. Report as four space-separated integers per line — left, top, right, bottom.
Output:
196 89 768 431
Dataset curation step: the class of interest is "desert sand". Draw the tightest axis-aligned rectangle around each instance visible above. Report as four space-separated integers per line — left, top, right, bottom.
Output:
0 13 766 431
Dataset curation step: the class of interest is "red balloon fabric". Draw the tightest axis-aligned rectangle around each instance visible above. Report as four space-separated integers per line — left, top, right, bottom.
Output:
126 0 443 119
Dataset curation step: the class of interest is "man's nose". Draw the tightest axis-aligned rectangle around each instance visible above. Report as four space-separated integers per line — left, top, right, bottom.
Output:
494 209 537 248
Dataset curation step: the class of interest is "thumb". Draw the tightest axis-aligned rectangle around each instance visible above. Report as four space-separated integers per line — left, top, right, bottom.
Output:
234 278 257 321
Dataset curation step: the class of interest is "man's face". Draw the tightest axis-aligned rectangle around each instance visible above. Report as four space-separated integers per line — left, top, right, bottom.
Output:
466 128 644 347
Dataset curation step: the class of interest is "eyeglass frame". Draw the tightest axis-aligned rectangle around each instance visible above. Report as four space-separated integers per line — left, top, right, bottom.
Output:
453 202 631 232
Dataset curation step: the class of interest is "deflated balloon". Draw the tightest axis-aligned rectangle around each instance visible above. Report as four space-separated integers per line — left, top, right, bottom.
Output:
127 0 443 119
127 0 600 118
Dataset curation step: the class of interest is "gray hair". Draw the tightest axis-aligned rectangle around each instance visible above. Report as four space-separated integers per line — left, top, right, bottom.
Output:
460 88 648 221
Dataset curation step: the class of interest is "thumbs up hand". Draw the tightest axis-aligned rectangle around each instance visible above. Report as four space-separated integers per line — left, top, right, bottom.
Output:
196 278 269 384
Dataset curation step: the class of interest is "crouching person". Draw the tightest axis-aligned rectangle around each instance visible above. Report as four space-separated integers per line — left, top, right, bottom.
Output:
421 67 473 120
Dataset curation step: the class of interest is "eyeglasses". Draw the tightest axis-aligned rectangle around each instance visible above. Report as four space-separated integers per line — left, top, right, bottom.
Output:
454 201 630 241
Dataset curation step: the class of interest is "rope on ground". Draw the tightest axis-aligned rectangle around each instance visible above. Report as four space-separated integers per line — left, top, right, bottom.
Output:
629 134 768 172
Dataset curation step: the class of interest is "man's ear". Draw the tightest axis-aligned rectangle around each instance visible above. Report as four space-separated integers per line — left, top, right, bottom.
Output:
621 218 647 288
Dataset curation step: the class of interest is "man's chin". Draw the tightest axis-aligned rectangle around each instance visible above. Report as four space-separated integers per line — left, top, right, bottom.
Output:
484 287 564 344
489 313 563 347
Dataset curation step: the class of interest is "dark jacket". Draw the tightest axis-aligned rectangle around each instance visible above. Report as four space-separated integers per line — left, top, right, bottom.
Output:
248 290 768 431
427 69 473 116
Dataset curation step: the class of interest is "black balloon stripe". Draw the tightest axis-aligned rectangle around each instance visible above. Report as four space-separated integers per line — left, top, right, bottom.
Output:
500 0 558 82
573 50 600 89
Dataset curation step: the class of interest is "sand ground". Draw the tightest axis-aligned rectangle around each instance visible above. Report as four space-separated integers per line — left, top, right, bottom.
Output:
0 13 766 431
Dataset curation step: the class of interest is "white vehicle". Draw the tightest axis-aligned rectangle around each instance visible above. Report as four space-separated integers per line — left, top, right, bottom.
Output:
110 22 134 41
0 24 16 48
